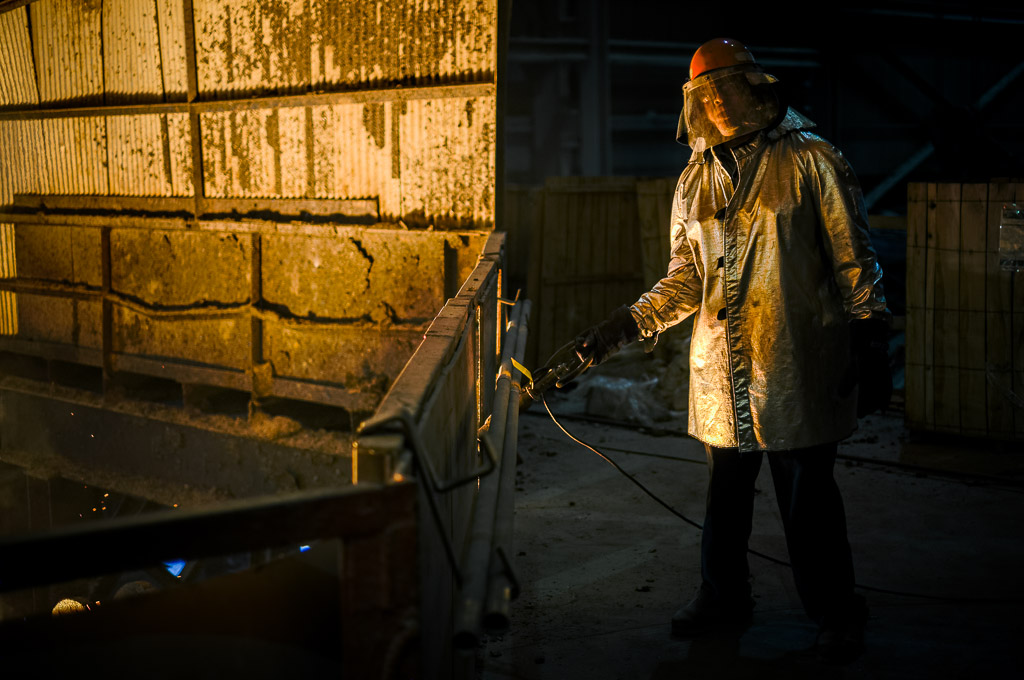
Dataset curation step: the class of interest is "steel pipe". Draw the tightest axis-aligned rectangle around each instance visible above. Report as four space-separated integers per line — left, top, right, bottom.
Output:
453 299 528 649
483 300 531 632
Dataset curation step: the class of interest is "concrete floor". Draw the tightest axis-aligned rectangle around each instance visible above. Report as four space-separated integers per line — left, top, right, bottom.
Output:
480 373 1024 679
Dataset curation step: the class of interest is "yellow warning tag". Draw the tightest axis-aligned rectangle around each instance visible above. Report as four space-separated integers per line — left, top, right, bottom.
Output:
510 357 533 385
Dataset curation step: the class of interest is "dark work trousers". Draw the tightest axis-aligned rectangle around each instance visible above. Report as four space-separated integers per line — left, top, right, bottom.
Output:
701 441 860 628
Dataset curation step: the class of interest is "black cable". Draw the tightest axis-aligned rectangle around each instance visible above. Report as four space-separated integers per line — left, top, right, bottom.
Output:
539 394 1024 604
542 394 789 567
524 410 1024 492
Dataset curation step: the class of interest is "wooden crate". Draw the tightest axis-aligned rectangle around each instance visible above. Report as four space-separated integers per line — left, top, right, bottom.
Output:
905 180 1024 440
509 175 715 368
519 177 648 367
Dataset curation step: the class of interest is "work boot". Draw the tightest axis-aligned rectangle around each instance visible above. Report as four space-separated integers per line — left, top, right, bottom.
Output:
670 585 754 639
811 596 869 665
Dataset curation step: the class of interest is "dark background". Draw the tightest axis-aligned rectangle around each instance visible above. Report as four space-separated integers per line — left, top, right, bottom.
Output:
504 0 1024 216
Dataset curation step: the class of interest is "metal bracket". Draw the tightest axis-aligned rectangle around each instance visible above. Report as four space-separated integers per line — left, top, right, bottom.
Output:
358 409 502 587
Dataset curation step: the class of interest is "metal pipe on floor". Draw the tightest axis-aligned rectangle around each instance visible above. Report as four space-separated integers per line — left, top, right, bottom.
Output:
453 300 527 650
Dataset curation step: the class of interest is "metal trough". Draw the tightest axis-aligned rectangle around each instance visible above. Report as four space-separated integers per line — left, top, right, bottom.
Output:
0 223 526 679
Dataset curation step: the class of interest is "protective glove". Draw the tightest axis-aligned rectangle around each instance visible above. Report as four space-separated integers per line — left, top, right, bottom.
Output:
574 305 640 367
850 318 892 417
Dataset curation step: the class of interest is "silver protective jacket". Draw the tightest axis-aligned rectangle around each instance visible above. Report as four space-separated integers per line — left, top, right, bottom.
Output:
631 108 889 452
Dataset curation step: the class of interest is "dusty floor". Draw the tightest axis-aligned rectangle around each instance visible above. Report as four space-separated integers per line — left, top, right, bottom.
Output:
480 350 1024 680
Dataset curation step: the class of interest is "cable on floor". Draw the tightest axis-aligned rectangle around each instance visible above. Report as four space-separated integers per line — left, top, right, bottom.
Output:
540 393 1024 605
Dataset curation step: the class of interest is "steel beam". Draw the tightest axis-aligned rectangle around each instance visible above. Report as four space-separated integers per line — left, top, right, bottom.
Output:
0 83 497 122
8 194 380 222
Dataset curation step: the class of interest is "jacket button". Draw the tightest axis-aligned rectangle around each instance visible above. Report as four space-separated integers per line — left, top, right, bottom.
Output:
717 256 724 269
714 207 726 220
717 307 727 321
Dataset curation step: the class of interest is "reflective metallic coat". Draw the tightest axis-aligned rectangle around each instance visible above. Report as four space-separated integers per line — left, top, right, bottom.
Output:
631 109 889 452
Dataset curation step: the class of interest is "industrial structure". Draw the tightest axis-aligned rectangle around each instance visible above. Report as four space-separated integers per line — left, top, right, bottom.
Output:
0 1 1021 678
0 0 515 677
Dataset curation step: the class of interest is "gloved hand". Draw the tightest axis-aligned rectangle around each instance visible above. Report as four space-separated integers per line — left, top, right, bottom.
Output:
850 318 892 417
574 305 640 366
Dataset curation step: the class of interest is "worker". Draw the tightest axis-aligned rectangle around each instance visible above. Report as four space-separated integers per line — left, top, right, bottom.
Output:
573 38 892 665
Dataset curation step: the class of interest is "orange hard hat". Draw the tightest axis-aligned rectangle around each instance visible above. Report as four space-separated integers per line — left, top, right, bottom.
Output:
689 38 758 80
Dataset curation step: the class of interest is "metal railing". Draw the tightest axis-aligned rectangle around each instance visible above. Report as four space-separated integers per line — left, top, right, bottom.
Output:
355 231 531 676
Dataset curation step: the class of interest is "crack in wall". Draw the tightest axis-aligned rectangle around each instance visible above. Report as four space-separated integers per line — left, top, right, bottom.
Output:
349 237 373 292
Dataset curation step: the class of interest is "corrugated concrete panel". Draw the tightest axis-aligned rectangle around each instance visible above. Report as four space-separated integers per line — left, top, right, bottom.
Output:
454 0 496 78
9 120 51 195
40 117 109 195
167 113 194 196
0 225 16 335
194 0 312 98
0 123 17 204
31 0 103 104
0 117 106 200
103 0 164 104
310 102 401 217
400 96 496 226
0 226 15 281
0 7 40 107
399 0 456 85
110 230 250 306
108 114 182 196
309 0 495 88
201 108 309 198
157 0 188 99
310 0 400 88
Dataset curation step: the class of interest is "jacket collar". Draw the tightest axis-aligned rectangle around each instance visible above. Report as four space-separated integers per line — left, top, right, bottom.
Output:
688 107 817 164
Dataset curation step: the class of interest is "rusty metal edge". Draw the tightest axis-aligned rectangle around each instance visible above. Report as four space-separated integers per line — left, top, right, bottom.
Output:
359 232 504 431
10 194 380 221
0 0 34 17
0 336 103 366
0 480 416 593
0 213 491 237
0 82 497 121
111 353 251 391
361 273 497 432
270 377 380 412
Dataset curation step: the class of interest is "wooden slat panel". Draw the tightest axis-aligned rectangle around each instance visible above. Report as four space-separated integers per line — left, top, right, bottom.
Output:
1014 163 1022 434
928 182 959 250
986 310 1015 436
932 238 961 310
589 182 606 329
933 365 960 432
537 182 560 364
959 310 986 370
960 183 988 252
564 187 583 339
906 182 927 248
959 368 987 435
524 188 545 368
1015 313 1024 439
958 251 986 312
923 308 935 428
905 182 928 425
986 182 1015 316
904 361 925 428
611 183 644 352
931 182 960 430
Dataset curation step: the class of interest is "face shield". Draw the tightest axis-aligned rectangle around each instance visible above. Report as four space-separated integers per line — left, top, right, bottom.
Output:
677 66 780 153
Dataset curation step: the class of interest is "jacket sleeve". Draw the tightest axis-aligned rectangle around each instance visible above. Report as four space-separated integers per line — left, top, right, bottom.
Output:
807 142 891 322
629 176 704 340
